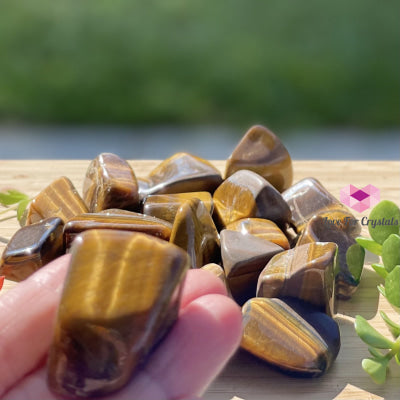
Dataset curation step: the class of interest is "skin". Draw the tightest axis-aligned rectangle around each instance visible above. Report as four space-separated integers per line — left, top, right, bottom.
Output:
0 255 242 400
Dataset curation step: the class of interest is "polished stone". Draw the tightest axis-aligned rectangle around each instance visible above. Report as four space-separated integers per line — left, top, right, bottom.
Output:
170 199 220 269
213 170 292 229
141 152 223 195
257 242 336 316
25 177 88 225
143 192 213 223
241 297 339 377
201 263 229 289
47 229 190 398
282 177 359 235
83 153 139 212
225 125 293 192
226 218 290 250
0 217 64 282
220 229 283 304
64 212 172 248
297 215 363 299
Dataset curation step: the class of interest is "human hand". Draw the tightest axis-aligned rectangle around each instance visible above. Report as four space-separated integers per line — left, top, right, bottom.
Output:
0 255 242 400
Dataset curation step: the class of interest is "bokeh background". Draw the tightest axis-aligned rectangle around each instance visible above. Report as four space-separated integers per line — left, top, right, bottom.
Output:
0 0 399 159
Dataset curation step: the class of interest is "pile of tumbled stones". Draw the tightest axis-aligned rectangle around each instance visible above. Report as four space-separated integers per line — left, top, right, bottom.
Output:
0 125 364 398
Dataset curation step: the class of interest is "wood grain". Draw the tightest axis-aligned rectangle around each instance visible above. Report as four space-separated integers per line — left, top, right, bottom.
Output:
0 160 399 400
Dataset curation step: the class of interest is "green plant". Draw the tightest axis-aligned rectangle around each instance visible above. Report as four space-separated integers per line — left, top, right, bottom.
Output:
0 189 30 223
355 200 400 384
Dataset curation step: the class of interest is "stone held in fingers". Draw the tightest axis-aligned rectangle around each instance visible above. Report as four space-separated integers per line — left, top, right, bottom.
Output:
143 191 213 223
213 170 292 229
0 217 64 281
25 176 88 225
220 229 283 305
201 263 230 293
141 152 223 195
226 218 290 250
47 229 190 398
63 212 172 248
241 297 339 377
170 198 220 269
83 153 139 212
225 125 293 192
257 242 337 316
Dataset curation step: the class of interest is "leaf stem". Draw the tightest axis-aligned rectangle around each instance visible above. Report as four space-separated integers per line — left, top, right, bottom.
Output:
0 214 18 223
0 203 20 215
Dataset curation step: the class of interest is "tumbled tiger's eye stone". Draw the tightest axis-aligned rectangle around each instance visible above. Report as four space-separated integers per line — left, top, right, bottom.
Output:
226 218 290 250
213 170 292 229
0 217 64 281
63 212 172 248
25 177 88 225
257 242 336 316
297 215 364 299
225 125 293 192
143 192 213 223
47 230 190 398
241 297 339 377
282 177 359 235
142 152 223 195
220 229 283 304
83 153 139 212
201 263 229 289
170 199 220 268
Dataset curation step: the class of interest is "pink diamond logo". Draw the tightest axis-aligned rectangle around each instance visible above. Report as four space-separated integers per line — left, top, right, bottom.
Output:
340 184 380 212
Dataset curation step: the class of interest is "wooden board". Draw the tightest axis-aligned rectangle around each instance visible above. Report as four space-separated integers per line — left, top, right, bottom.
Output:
0 160 399 400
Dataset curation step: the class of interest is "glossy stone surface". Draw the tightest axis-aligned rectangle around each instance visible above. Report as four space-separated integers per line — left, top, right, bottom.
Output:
83 153 139 212
225 125 293 192
241 297 339 377
282 177 359 235
25 177 88 225
47 230 190 398
170 198 220 268
257 242 337 316
143 192 213 223
213 170 292 229
64 212 172 248
220 229 283 304
0 217 64 281
226 218 290 250
297 215 361 299
201 263 229 288
141 152 223 195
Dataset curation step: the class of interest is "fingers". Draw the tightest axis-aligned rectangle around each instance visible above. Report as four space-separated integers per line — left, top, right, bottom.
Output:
0 254 70 397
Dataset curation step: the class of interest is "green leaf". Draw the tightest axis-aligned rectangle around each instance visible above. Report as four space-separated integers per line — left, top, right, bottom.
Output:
377 284 386 297
382 234 400 273
368 347 385 359
355 315 395 349
385 265 400 308
362 357 388 384
371 263 388 279
368 200 400 245
0 189 29 206
380 311 400 338
356 236 382 255
16 199 30 222
395 353 400 366
346 243 365 283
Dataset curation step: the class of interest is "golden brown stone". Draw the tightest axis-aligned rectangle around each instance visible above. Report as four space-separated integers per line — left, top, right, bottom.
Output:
143 192 213 223
225 125 293 192
241 297 340 377
0 217 64 282
257 242 337 316
201 263 229 292
47 229 190 398
142 152 223 195
83 153 139 212
213 170 292 229
170 199 220 269
282 177 360 235
25 177 88 225
220 229 283 305
64 212 172 248
226 218 290 250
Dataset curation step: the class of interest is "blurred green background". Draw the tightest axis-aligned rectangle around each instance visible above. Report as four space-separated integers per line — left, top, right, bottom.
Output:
1 0 399 128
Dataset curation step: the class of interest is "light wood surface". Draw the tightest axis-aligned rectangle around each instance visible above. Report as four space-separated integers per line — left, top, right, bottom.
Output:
0 160 399 400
